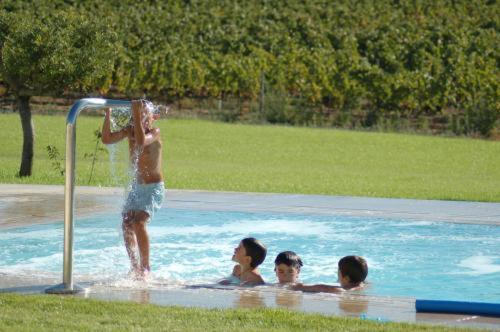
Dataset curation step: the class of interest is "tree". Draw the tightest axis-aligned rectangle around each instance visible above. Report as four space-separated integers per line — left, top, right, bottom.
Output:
0 9 116 176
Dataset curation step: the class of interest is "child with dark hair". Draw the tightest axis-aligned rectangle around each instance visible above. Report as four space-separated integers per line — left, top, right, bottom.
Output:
219 237 267 286
338 255 368 286
292 255 368 293
274 251 303 284
102 100 165 280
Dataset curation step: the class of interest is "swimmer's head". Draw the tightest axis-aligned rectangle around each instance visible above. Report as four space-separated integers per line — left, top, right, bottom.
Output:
135 100 168 129
274 251 303 284
232 237 267 268
338 255 368 287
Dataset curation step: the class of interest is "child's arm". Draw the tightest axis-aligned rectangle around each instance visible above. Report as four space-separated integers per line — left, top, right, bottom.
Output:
101 108 128 144
217 265 241 285
232 265 241 277
131 100 160 147
291 283 343 293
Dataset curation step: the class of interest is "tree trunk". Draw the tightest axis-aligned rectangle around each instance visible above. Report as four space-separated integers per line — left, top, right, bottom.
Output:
18 95 34 177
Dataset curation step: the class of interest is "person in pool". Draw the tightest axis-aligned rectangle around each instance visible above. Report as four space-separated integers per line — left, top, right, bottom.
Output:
274 251 303 285
101 99 165 280
292 255 368 293
219 237 267 286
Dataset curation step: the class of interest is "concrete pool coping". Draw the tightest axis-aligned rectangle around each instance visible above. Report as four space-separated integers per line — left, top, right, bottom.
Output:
1 184 499 229
1 184 499 330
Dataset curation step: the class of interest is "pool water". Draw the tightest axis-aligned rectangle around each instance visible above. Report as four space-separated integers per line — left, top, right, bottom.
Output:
0 208 499 302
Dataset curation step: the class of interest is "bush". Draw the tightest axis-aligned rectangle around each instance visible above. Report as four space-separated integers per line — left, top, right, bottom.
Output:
1 0 498 136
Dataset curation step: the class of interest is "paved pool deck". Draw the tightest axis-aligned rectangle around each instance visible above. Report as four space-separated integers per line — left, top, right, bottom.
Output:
1 184 499 330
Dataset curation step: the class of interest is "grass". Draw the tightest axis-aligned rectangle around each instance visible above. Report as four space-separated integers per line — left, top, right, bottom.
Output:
0 113 499 202
0 293 479 331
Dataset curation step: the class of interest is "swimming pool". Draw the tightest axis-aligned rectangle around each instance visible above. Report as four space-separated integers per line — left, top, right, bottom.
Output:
0 207 499 303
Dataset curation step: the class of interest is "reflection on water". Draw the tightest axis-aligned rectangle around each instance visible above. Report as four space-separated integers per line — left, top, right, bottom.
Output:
275 290 303 310
234 290 266 309
128 289 151 304
338 294 369 316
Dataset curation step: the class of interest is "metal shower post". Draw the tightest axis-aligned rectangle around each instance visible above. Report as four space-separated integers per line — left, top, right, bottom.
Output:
46 98 131 294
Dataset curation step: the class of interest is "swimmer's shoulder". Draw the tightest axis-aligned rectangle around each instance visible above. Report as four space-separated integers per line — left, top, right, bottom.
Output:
240 271 265 285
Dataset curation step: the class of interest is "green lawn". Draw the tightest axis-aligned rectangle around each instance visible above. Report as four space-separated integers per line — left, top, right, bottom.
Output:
0 293 478 331
0 113 499 202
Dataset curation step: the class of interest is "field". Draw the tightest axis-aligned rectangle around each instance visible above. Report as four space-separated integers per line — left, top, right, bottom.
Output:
1 113 499 202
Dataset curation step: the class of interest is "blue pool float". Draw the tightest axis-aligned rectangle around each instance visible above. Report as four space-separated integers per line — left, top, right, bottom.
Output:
416 299 500 317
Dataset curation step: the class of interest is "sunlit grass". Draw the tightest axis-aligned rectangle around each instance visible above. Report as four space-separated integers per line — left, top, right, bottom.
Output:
1 113 499 202
0 293 477 332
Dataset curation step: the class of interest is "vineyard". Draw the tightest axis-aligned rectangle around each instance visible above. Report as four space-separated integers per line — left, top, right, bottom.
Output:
1 0 498 136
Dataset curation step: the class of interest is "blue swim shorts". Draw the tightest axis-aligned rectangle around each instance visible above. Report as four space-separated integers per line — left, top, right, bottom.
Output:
123 182 165 221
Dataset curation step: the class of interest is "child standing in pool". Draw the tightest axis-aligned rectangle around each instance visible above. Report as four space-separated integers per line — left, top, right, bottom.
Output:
219 237 267 286
101 99 165 279
292 255 368 293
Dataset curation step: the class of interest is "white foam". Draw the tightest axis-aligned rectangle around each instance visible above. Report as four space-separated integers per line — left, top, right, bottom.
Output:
93 274 184 289
0 268 59 279
0 253 62 272
457 255 500 275
391 221 436 227
152 242 229 252
150 219 334 238
153 258 233 283
0 228 62 241
394 233 498 243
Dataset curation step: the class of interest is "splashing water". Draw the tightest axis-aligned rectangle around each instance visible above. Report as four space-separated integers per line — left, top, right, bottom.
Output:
109 100 170 131
104 100 169 207
109 107 131 131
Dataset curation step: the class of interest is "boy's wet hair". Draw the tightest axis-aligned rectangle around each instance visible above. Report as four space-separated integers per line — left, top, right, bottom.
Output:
338 255 368 284
274 251 303 269
242 237 267 268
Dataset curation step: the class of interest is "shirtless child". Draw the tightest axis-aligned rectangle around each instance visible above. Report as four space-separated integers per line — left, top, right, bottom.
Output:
101 99 165 279
292 255 368 293
274 251 303 285
219 237 267 286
